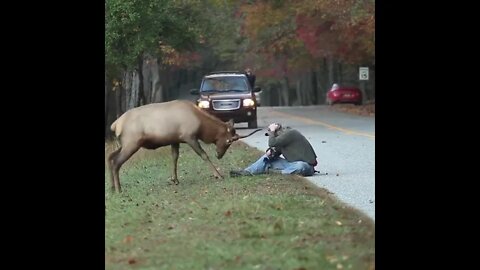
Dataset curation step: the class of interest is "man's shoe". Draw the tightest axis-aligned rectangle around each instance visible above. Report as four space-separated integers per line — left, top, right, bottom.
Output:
229 170 252 177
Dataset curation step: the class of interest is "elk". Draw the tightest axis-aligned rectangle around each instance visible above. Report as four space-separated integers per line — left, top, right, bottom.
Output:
107 100 262 192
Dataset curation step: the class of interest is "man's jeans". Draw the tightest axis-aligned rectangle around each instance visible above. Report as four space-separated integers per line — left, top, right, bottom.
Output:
244 154 314 176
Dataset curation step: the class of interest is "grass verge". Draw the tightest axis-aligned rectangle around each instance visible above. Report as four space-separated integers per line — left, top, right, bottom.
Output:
105 141 374 270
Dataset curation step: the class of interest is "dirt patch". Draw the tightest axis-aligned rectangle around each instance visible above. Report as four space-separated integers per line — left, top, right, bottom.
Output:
330 102 375 117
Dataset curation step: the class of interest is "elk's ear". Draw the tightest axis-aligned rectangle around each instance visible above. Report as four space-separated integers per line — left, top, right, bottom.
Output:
227 119 235 127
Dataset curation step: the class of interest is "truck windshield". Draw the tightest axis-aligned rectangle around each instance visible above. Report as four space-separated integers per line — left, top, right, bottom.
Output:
200 77 249 93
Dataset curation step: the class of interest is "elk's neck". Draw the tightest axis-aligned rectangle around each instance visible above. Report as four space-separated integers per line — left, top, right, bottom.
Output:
198 119 225 144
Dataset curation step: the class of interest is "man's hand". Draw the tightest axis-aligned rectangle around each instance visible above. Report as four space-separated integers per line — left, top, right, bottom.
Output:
266 148 273 157
268 123 280 133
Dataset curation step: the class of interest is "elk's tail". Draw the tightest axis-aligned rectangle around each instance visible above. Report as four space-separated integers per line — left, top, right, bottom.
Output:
110 115 125 137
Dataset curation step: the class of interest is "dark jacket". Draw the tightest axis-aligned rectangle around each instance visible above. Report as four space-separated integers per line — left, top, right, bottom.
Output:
246 73 256 88
267 128 317 166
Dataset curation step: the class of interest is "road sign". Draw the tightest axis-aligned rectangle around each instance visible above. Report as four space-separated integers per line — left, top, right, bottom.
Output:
359 67 369 80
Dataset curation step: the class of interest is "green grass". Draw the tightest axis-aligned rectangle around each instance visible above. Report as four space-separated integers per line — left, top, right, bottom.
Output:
105 141 374 270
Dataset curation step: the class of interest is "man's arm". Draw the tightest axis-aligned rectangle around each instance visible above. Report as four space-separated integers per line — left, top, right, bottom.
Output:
268 130 293 147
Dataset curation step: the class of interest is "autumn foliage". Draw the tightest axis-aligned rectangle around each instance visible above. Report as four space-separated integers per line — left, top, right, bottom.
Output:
239 0 374 78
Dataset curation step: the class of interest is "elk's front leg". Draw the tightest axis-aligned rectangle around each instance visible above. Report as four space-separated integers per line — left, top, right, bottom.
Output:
185 139 223 179
171 143 180 185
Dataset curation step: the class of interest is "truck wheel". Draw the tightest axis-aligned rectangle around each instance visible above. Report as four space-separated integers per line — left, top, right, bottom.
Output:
248 119 258 128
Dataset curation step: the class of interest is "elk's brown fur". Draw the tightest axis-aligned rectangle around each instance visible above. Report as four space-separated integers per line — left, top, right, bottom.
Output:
107 100 261 192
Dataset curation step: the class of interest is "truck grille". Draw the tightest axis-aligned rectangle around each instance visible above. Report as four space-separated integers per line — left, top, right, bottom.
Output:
212 99 241 110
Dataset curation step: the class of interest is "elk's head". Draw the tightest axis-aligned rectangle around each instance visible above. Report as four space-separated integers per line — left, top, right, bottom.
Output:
215 119 263 159
215 119 236 159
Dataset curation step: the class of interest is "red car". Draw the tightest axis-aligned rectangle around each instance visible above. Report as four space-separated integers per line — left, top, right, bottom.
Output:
326 84 363 105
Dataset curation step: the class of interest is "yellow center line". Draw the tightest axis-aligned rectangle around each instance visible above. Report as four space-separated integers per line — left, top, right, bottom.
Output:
268 109 375 140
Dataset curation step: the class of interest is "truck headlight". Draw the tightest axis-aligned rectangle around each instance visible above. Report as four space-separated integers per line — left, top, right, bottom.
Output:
198 100 210 108
243 98 255 107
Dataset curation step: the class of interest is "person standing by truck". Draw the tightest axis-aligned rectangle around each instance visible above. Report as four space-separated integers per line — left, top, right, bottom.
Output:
245 67 256 89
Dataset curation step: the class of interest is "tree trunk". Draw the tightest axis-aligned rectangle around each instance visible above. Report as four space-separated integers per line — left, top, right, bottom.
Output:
318 59 328 104
124 70 140 110
295 79 302 106
123 71 131 110
151 58 160 103
115 84 123 118
277 84 282 106
132 70 140 108
311 68 318 104
328 56 335 87
337 61 343 83
136 54 145 107
159 66 169 102
143 56 152 104
281 76 290 106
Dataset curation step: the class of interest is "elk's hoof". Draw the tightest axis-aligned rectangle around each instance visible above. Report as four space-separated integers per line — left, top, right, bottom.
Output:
170 178 179 185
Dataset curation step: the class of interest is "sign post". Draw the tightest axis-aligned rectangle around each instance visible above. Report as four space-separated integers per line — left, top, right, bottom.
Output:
359 67 369 104
359 67 369 80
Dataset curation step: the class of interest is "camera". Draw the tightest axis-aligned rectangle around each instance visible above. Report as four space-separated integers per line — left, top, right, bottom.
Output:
263 147 280 162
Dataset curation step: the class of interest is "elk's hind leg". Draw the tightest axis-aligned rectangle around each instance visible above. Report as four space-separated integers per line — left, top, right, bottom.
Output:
108 148 121 192
111 143 140 192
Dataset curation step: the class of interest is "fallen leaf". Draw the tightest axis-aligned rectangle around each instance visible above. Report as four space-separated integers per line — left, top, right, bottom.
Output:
224 210 232 217
128 258 137 264
326 255 338 263
123 235 133 244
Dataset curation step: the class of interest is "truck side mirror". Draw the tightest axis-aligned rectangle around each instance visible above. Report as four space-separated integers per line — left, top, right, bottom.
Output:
190 89 199 95
254 86 262 92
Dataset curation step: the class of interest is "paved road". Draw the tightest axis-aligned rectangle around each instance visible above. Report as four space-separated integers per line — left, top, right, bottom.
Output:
235 105 375 221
